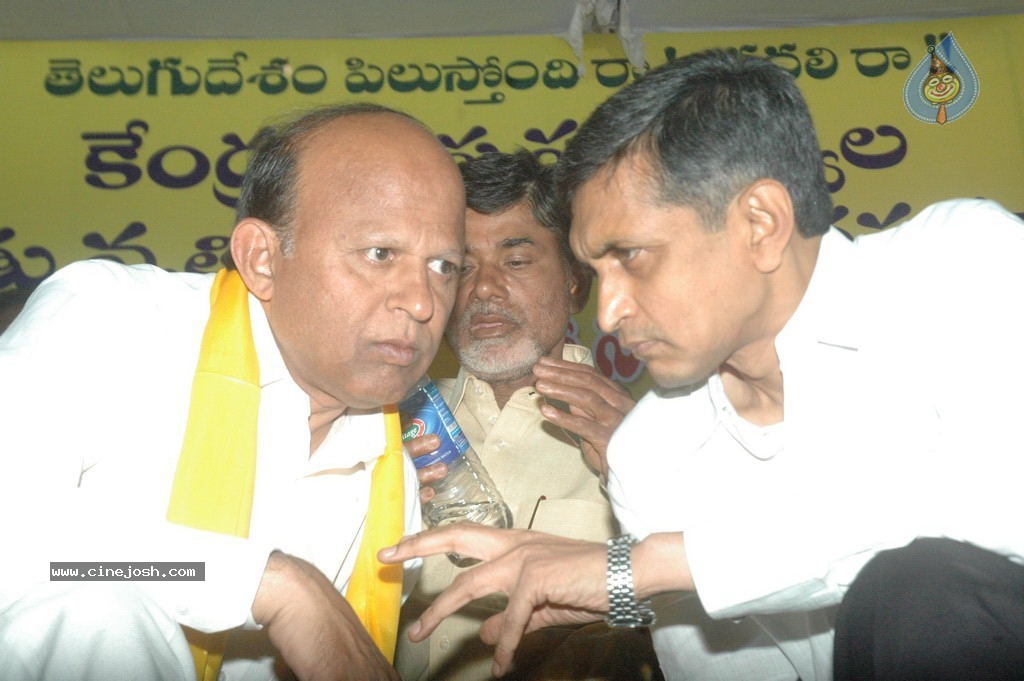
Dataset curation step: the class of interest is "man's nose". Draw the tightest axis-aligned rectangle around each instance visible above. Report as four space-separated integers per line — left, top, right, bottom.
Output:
468 262 506 302
389 265 435 322
596 276 632 333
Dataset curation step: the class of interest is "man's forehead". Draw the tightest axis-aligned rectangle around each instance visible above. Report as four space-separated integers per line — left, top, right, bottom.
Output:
569 169 627 254
298 112 456 181
465 204 553 248
291 114 462 216
569 161 670 258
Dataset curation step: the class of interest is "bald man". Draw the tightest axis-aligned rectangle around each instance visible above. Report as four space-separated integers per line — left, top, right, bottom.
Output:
0 104 465 681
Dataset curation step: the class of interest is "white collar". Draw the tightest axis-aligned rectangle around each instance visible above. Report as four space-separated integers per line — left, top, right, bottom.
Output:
775 227 862 375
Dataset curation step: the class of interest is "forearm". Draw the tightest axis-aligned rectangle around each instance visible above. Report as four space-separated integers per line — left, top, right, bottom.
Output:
631 531 693 600
251 551 399 681
251 550 292 626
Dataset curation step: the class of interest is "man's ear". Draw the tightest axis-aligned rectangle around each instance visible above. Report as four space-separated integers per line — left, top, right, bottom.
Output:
229 218 280 301
736 179 796 274
567 261 593 314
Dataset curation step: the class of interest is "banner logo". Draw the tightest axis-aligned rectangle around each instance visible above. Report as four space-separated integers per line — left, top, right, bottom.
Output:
904 33 979 125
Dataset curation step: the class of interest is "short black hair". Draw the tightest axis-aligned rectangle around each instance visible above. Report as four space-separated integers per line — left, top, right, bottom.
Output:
236 102 424 253
459 150 574 265
558 48 833 238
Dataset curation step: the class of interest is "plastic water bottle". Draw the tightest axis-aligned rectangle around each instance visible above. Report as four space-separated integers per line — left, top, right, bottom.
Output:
399 377 512 565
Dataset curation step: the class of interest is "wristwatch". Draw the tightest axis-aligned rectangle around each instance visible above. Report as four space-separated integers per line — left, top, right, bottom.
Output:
605 533 657 628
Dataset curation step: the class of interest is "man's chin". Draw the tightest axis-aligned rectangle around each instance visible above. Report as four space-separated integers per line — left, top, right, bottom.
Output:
649 363 716 394
455 337 547 383
456 353 534 383
346 366 430 408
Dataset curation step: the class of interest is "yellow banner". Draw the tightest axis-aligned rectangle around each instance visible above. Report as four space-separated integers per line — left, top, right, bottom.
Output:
2 14 1022 388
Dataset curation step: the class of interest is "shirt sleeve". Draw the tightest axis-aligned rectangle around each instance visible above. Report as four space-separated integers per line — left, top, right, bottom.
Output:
606 200 1024 619
687 200 1024 617
0 261 277 633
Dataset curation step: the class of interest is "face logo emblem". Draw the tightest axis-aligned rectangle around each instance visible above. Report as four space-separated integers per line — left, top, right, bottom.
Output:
922 52 961 124
903 33 979 126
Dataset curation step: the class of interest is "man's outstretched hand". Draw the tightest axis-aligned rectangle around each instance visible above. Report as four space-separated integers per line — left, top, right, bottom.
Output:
380 526 691 678
379 524 608 678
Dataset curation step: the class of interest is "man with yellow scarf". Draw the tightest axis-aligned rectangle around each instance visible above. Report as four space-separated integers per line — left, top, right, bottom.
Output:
0 104 465 681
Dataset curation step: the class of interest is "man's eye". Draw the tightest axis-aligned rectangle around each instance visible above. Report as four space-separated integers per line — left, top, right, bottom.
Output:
507 259 530 269
365 247 392 263
428 259 457 275
616 247 640 262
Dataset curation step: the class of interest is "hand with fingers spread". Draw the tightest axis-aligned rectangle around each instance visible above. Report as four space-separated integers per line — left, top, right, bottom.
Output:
382 525 691 677
532 356 635 482
380 524 608 677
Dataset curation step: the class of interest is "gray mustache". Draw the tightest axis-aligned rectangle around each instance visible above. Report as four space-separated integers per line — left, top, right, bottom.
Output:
458 301 522 327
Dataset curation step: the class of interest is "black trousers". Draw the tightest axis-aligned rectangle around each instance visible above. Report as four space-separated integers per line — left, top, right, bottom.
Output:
833 537 1024 680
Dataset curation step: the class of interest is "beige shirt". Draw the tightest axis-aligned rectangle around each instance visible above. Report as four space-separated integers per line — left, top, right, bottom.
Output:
396 344 617 681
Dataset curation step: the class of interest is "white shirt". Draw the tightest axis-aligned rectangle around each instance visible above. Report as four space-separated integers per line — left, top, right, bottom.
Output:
0 261 421 639
607 199 1024 681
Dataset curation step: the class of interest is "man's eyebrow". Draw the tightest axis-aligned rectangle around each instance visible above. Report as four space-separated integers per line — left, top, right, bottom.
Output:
499 237 535 249
584 241 618 260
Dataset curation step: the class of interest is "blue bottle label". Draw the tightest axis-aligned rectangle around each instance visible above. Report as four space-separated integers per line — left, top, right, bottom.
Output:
398 381 469 469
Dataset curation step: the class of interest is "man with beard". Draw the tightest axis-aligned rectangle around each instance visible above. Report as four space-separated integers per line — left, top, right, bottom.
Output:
394 151 657 681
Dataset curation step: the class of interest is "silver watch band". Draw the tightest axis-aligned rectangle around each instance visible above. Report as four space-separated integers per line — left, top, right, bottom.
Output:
605 533 656 628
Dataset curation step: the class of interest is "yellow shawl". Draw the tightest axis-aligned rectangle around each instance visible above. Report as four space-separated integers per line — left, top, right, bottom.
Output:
167 268 404 679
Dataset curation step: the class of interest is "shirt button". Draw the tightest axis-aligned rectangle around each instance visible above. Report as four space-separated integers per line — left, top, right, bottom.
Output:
439 636 451 651
489 415 497 424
